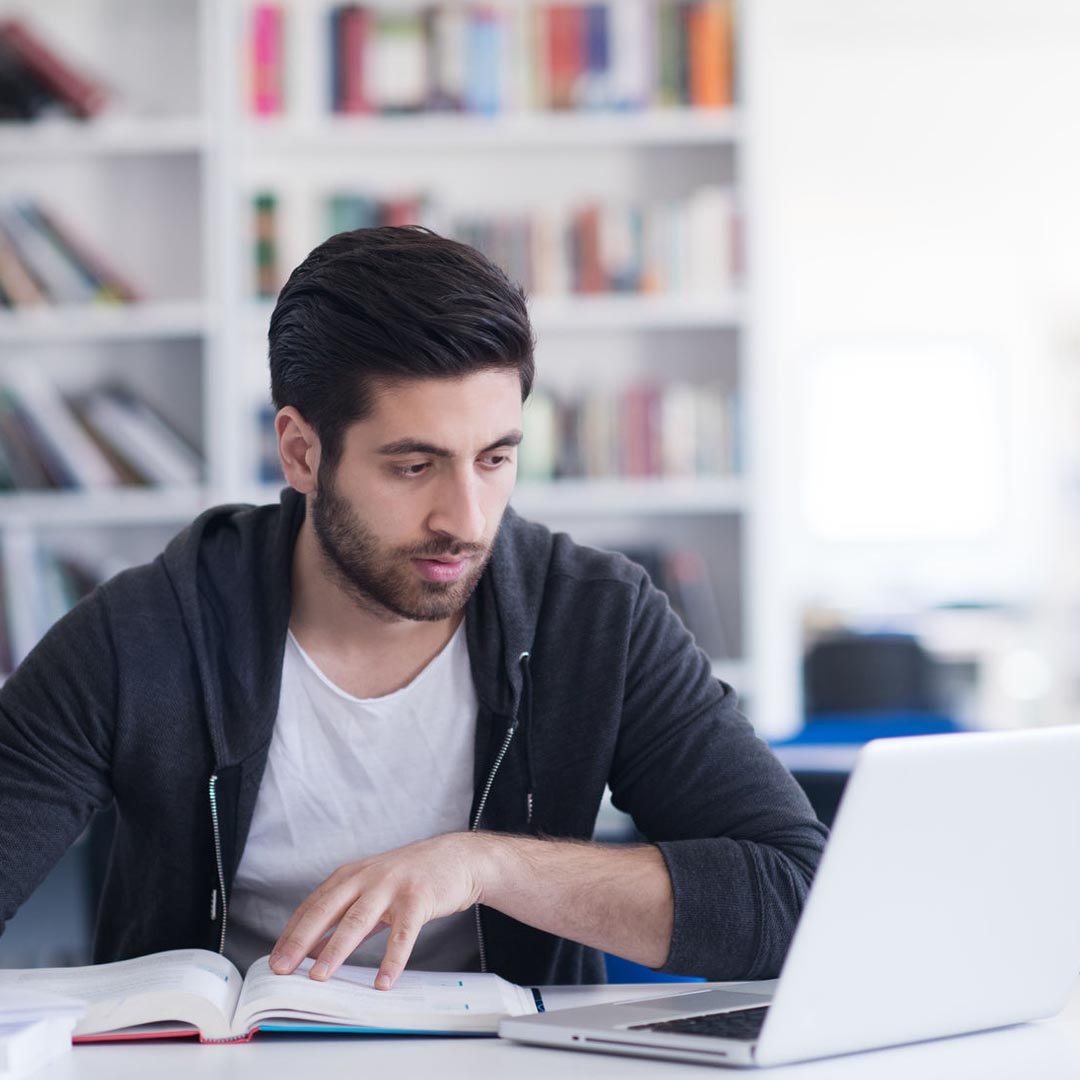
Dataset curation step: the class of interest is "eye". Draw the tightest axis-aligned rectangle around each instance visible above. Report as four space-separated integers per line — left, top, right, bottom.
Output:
394 462 430 478
480 452 513 469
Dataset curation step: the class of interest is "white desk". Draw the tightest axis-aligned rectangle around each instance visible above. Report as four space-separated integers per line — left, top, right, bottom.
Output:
32 979 1080 1079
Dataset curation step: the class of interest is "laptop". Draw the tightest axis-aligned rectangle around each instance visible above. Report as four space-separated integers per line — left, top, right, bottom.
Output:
500 728 1080 1067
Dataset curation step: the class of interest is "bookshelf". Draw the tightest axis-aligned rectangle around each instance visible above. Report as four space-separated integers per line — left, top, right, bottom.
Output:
0 1 798 735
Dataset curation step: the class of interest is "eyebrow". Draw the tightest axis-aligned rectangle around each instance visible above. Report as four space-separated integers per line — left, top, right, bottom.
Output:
376 430 524 458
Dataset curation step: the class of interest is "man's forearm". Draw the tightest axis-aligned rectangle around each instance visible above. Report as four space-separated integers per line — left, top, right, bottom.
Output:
473 833 674 970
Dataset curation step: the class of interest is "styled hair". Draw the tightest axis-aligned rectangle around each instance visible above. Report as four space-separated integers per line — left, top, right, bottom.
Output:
269 225 535 468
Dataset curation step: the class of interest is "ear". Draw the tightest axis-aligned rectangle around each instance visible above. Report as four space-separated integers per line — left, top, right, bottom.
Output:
276 407 320 494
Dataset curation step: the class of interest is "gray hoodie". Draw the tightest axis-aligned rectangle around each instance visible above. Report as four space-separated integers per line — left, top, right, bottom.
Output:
0 488 827 984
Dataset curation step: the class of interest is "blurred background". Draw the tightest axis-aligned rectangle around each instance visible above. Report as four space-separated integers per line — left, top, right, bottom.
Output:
1 0 1078 966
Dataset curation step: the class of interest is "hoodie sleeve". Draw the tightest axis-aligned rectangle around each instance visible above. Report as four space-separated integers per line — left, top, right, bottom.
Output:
0 591 116 936
608 573 828 980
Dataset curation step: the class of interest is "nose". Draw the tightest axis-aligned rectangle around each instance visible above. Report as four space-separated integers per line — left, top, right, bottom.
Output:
427 468 486 547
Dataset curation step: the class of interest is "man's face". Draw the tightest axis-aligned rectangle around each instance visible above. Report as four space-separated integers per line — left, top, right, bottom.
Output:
311 369 523 622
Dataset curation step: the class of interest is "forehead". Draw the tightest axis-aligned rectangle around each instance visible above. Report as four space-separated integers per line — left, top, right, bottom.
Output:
354 370 523 445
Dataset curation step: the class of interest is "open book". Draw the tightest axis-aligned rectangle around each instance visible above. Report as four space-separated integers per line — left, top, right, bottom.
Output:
0 950 540 1044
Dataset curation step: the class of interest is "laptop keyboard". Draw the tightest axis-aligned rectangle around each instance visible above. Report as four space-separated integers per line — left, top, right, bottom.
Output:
629 1005 770 1040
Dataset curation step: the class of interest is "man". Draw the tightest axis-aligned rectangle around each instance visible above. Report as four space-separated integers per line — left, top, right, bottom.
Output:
0 227 827 991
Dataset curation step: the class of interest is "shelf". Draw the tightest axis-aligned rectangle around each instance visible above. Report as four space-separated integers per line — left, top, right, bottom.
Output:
243 108 741 153
0 116 209 157
0 487 207 527
512 476 745 517
0 302 211 344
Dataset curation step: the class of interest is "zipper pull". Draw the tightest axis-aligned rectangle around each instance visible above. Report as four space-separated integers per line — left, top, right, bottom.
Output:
210 888 218 922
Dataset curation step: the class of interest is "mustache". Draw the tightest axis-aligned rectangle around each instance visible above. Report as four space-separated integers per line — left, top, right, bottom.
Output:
402 540 486 560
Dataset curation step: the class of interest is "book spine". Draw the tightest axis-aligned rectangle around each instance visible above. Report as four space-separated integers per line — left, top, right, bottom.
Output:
15 201 108 302
0 386 52 488
0 19 108 118
340 6 371 114
0 219 46 306
80 387 201 486
4 370 120 489
0 384 73 488
689 0 733 108
253 192 279 299
581 4 610 109
0 203 94 304
251 4 285 116
464 7 501 116
429 3 468 111
608 0 649 110
547 5 585 111
369 11 426 112
0 35 56 119
31 203 141 302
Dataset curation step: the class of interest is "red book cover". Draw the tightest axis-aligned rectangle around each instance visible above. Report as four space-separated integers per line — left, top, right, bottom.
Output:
546 5 585 110
340 6 371 114
0 19 108 118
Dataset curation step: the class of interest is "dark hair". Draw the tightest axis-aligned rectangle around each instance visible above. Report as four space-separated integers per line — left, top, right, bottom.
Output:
269 225 535 468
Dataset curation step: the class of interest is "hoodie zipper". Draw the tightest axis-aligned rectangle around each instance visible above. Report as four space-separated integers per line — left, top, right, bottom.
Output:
469 650 530 973
208 774 229 955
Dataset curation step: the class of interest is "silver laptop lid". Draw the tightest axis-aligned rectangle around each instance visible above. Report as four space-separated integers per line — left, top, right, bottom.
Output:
755 728 1080 1065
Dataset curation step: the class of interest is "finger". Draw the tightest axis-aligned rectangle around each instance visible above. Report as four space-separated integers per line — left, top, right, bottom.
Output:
309 896 389 981
374 904 425 991
271 877 355 974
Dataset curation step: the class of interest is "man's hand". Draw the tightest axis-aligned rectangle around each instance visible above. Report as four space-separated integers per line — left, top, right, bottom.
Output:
271 833 674 991
269 832 487 989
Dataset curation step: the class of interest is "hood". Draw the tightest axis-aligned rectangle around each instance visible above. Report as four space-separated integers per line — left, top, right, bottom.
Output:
161 489 303 768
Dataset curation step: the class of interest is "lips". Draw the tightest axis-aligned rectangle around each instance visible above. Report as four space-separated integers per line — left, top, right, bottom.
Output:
413 557 470 583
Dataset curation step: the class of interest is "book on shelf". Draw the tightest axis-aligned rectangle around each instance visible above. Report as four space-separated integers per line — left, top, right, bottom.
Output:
0 199 139 309
251 4 286 116
0 18 109 120
74 384 202 487
257 186 737 301
253 192 281 300
0 950 540 1045
0 378 201 491
272 1 735 118
519 382 739 482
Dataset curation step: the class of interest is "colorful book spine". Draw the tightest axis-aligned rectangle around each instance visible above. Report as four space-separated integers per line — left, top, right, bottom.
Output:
252 4 285 116
309 2 738 117
689 0 733 108
520 381 738 483
253 192 279 300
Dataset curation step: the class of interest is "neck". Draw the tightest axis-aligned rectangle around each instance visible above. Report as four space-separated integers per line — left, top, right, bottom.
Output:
288 513 463 697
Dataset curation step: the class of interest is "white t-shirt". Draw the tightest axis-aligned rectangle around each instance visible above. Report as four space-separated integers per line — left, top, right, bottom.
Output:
227 622 479 974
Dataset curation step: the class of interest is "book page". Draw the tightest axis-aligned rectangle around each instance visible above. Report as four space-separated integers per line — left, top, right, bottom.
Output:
0 950 242 1041
235 957 535 1035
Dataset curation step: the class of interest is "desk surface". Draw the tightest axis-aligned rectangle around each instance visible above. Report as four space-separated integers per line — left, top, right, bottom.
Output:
33 979 1080 1080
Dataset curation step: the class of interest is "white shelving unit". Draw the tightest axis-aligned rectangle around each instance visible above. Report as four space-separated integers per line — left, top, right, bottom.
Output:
0 1 796 734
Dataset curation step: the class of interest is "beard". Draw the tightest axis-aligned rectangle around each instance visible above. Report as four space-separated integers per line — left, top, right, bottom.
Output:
310 463 495 622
